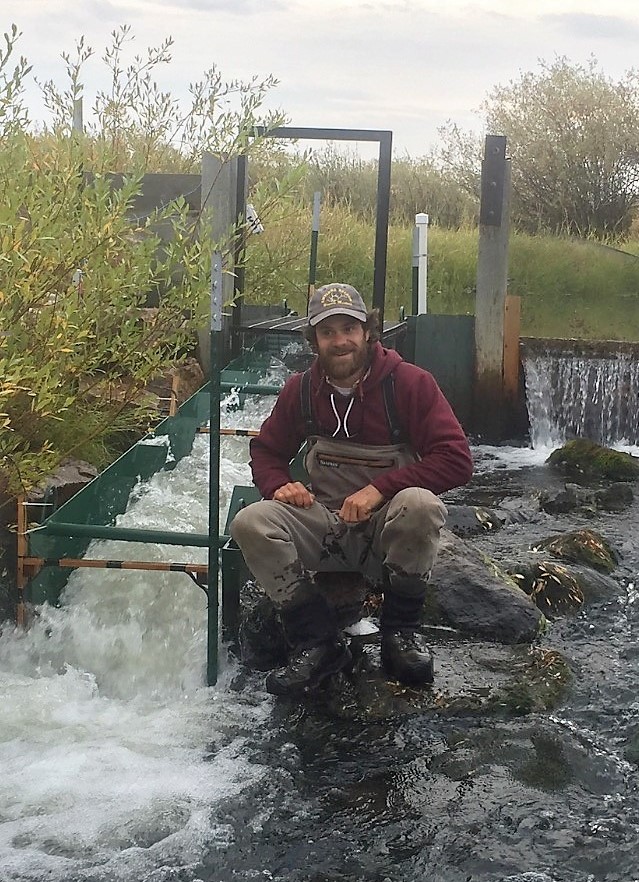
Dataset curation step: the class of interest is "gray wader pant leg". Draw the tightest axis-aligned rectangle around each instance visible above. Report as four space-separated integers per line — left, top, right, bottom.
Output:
230 487 447 607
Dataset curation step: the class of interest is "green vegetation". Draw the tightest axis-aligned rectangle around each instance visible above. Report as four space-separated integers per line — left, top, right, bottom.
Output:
244 205 639 340
0 25 284 495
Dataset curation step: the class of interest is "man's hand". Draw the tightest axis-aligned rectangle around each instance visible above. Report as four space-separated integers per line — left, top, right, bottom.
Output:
338 484 385 523
272 482 315 508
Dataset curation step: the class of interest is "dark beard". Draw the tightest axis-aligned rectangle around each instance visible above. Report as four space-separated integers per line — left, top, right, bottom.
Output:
319 342 369 383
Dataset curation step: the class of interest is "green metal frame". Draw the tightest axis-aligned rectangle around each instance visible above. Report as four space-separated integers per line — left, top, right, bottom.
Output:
22 339 303 683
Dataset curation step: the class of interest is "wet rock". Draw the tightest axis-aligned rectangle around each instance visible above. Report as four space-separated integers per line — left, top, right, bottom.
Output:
531 528 620 573
539 482 597 515
546 438 639 481
425 529 544 644
312 638 571 721
505 558 618 617
445 504 505 537
623 730 639 766
594 482 634 511
540 481 634 515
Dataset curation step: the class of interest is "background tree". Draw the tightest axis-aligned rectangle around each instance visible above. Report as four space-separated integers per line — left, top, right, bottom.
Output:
482 57 639 237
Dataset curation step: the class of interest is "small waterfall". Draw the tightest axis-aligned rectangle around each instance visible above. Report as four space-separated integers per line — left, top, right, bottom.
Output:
523 342 639 449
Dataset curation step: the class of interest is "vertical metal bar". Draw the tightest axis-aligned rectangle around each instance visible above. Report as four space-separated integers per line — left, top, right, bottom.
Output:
307 191 321 313
207 255 223 686
411 227 419 316
231 154 248 360
373 132 392 332
16 496 26 627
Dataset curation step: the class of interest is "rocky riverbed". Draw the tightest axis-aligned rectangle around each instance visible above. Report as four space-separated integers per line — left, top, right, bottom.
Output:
225 442 639 882
2 438 638 882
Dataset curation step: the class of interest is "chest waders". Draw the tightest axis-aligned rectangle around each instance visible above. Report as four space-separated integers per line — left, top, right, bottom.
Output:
300 367 418 511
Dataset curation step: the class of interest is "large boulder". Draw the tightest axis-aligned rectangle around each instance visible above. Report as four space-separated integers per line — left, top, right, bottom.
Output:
425 529 545 643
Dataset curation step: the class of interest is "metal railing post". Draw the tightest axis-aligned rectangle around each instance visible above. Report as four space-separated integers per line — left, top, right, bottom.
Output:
207 254 223 686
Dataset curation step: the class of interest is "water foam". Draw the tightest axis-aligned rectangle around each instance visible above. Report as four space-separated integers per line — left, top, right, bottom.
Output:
0 422 275 881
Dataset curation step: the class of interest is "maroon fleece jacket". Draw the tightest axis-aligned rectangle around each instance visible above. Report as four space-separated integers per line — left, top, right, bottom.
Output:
249 342 473 500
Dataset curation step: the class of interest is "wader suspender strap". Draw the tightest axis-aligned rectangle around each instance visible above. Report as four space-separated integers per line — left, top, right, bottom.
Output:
382 372 405 443
300 369 405 441
300 368 316 435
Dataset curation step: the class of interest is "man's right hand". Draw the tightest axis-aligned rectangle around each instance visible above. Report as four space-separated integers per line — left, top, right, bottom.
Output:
272 482 316 508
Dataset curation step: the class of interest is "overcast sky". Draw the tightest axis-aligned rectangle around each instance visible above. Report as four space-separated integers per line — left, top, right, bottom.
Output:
5 0 639 157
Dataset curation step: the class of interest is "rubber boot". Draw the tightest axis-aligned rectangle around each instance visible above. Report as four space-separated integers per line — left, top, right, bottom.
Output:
380 574 434 686
265 590 351 696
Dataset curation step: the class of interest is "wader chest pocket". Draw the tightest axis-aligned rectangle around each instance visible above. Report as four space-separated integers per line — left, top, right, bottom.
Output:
316 453 396 470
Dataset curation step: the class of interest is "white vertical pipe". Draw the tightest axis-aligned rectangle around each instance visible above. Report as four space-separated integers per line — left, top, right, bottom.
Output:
415 212 429 314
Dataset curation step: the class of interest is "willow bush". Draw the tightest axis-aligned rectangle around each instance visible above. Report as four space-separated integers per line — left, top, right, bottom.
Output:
0 25 284 495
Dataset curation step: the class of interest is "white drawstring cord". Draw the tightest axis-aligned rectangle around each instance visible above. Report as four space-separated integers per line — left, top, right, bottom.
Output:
330 393 355 438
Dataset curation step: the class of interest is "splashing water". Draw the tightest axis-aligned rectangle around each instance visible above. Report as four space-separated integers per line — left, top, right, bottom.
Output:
0 396 278 882
524 351 639 448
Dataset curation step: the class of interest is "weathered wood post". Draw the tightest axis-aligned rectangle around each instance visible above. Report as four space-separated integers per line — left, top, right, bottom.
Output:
473 135 511 441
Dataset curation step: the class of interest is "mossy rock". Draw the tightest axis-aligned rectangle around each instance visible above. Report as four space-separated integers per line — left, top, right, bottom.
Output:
532 528 620 573
509 561 586 615
546 438 639 481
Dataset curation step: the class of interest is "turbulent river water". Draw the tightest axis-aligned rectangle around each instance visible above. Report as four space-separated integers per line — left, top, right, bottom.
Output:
1 392 638 882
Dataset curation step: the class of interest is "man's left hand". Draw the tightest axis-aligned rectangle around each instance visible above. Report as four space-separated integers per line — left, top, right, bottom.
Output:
338 484 385 523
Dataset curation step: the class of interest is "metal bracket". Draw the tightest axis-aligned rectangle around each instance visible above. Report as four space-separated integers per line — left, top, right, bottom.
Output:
480 135 507 227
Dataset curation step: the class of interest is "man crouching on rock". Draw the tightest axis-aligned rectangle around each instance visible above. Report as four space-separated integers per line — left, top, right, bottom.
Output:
230 282 473 696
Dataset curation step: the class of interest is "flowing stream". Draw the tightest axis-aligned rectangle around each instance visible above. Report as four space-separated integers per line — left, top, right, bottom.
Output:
1 390 639 881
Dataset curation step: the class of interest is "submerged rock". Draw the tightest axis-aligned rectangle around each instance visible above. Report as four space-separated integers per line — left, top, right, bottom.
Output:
291 636 571 722
540 481 634 515
445 504 505 537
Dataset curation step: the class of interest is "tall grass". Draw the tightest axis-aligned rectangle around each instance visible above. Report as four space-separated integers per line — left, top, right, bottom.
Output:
245 199 639 341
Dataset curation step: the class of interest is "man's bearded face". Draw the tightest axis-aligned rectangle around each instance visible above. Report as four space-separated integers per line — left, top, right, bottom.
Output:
314 316 370 384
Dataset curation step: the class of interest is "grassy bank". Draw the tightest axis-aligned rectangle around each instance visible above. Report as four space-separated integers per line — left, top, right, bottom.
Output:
245 201 639 341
